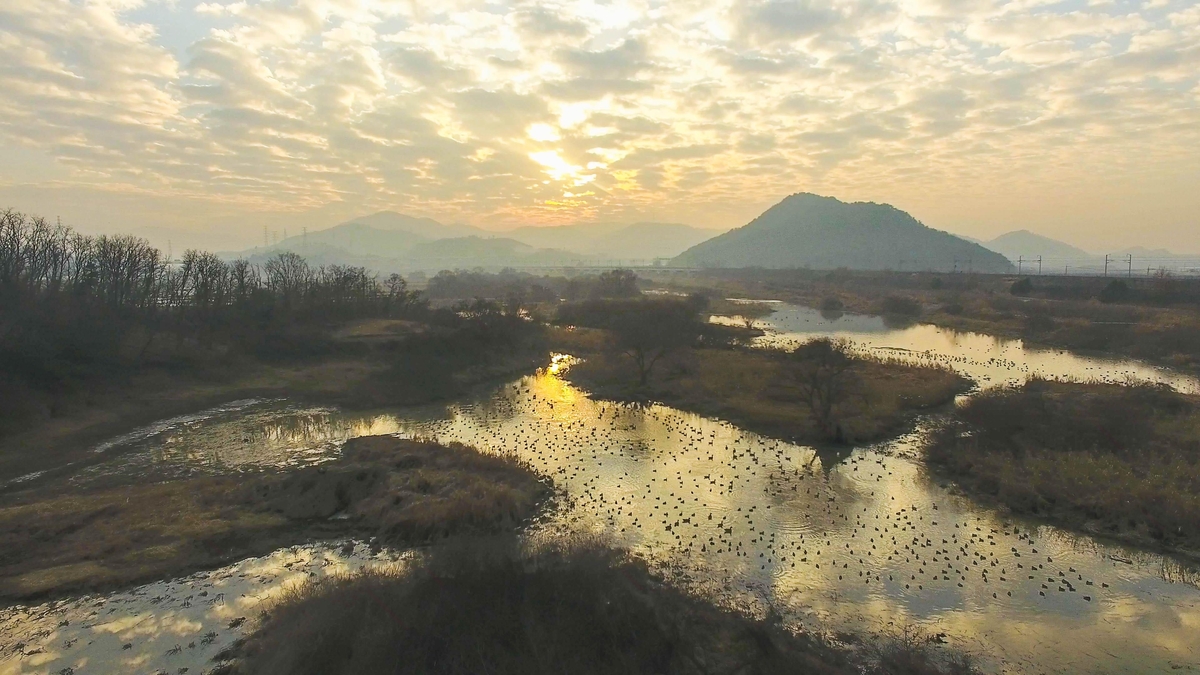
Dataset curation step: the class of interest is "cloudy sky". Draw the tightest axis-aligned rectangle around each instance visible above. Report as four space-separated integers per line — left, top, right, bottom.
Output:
1 0 1197 251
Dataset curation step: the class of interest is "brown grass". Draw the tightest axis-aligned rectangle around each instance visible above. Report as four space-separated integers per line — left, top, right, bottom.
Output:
565 346 969 445
217 538 977 675
0 437 550 600
925 379 1200 554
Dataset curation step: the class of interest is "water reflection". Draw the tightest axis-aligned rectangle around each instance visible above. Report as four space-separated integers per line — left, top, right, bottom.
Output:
4 305 1200 674
0 542 408 675
719 304 1199 393
67 402 448 489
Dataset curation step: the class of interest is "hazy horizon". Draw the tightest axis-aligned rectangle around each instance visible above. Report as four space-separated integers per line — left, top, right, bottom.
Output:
2 0 1198 254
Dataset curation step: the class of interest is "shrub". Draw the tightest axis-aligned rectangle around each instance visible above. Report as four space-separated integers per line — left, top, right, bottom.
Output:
1009 278 1033 296
880 295 921 317
821 296 845 311
1099 279 1131 304
926 380 1200 549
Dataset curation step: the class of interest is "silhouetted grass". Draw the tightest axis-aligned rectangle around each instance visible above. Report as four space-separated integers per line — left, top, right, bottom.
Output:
926 379 1200 554
0 437 549 599
219 538 978 675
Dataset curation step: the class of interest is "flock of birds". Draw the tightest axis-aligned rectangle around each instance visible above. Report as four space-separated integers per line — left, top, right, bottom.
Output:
421 375 1123 615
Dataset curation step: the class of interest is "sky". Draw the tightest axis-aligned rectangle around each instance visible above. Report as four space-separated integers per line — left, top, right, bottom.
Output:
0 0 1198 253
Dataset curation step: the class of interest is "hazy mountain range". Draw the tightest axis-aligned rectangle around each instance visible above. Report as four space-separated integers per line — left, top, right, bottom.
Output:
229 212 719 272
975 230 1195 271
224 195 1192 275
672 193 1012 273
983 230 1092 261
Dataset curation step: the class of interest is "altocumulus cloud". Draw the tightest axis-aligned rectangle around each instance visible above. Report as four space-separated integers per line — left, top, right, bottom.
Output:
0 0 1197 239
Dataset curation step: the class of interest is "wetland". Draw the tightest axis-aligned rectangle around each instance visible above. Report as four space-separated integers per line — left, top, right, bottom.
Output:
3 301 1199 674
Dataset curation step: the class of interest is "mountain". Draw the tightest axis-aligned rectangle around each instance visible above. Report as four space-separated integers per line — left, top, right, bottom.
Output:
985 230 1091 261
673 193 1012 273
504 222 627 252
290 222 430 257
405 237 584 269
238 241 396 271
343 211 485 239
506 222 718 259
232 212 716 268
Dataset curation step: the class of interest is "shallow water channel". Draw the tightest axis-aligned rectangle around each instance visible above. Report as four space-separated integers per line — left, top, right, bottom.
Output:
4 305 1200 675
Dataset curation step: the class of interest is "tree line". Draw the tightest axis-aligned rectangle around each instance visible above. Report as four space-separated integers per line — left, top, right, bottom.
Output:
425 268 641 307
0 209 423 396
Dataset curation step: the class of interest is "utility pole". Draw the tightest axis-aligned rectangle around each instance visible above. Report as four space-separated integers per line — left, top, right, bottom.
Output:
1017 256 1023 275
1126 254 1133 277
1104 254 1111 277
1037 256 1043 275
1065 265 1070 276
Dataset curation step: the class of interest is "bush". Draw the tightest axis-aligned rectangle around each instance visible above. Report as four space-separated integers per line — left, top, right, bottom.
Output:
1009 278 1033 296
926 380 1200 549
820 297 844 311
1099 279 1131 304
880 295 921 317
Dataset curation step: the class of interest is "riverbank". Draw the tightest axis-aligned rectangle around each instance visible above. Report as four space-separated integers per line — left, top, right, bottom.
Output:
0 436 550 600
0 314 550 488
647 269 1200 374
0 356 387 488
563 345 970 445
217 538 977 675
925 379 1200 557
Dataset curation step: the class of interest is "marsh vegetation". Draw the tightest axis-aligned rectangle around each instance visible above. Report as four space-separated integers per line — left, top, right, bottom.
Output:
926 379 1200 555
0 210 424 439
5 257 1200 675
0 437 548 599
555 296 967 444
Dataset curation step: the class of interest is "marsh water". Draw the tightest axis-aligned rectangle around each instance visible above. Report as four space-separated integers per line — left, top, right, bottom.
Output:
4 305 1200 675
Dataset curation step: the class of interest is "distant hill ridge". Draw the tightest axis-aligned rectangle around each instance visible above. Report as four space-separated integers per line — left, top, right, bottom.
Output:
673 193 1012 273
232 211 721 270
984 230 1091 261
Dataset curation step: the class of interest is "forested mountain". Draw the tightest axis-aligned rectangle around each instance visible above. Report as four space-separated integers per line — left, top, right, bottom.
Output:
673 193 1012 273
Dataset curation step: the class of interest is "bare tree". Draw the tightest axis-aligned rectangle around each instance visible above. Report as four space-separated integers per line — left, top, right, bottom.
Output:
608 299 703 386
790 338 856 439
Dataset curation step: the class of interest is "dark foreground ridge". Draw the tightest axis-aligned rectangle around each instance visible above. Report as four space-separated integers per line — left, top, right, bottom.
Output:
217 538 978 675
0 437 550 600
